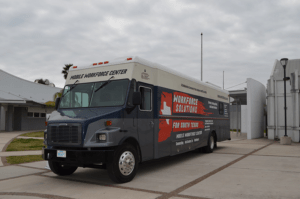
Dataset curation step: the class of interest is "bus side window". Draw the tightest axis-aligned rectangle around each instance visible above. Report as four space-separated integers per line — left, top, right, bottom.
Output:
219 102 224 115
140 87 151 111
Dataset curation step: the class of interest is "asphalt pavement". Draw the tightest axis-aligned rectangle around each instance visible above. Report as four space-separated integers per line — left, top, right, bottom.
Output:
0 132 300 199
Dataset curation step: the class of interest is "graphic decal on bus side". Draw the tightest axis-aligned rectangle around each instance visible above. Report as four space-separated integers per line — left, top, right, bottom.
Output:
158 91 211 142
158 119 204 142
172 121 204 132
158 119 173 142
173 92 213 115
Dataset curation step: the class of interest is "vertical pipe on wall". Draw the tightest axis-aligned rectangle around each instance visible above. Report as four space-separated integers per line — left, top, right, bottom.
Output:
239 99 241 135
275 80 278 138
201 33 203 81
283 66 287 137
236 99 238 136
294 69 300 142
0 104 2 132
223 71 224 89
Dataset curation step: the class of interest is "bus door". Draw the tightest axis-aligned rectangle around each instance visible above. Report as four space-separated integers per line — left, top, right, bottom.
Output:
137 83 154 161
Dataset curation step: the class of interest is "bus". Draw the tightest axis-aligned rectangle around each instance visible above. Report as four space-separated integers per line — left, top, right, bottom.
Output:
43 56 230 183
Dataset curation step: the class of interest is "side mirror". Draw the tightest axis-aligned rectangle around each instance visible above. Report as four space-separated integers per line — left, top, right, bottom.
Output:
133 92 141 105
55 97 61 110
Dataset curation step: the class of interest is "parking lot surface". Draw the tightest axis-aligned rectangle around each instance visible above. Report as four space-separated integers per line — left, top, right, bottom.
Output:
1 133 300 199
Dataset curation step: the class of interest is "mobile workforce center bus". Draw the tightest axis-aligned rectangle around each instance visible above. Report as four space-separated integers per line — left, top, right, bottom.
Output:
43 56 230 183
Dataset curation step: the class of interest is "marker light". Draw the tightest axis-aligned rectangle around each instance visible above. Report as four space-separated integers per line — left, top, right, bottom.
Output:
127 58 132 61
105 121 112 126
93 63 97 66
73 66 77 69
45 121 48 126
98 134 106 141
104 61 109 64
98 62 103 65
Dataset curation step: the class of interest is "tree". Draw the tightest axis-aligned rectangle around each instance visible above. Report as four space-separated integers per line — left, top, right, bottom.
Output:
34 78 48 85
34 79 55 87
45 89 63 107
62 63 73 79
53 89 63 101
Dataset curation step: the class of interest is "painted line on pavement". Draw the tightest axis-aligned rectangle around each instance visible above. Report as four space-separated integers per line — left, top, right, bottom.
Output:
0 192 74 199
0 140 275 199
250 154 300 158
156 141 275 199
37 174 209 199
14 163 50 171
0 171 51 182
37 174 167 196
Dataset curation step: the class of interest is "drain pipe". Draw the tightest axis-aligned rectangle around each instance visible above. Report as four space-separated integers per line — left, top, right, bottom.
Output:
275 79 278 138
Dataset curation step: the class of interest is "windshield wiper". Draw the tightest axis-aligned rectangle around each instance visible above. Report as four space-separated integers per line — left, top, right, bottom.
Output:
94 76 114 93
62 80 79 98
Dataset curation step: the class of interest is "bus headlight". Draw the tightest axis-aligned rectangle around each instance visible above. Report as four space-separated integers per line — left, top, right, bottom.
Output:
98 134 107 141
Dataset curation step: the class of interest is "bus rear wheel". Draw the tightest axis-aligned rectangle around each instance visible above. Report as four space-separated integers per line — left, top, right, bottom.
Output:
204 134 215 153
107 143 139 183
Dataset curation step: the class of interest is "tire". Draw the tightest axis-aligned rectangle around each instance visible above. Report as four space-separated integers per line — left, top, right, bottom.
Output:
107 143 139 183
203 134 215 153
48 161 78 176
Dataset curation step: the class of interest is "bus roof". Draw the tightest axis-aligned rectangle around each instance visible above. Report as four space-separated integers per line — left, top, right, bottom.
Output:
70 56 229 95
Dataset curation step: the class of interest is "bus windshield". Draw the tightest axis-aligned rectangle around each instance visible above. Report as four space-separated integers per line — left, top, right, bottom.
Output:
59 79 129 108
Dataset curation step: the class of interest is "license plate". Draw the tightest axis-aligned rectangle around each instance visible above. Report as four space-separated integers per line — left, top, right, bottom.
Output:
57 150 66 158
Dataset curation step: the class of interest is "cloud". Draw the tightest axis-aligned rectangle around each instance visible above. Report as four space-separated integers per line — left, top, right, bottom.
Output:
0 0 299 90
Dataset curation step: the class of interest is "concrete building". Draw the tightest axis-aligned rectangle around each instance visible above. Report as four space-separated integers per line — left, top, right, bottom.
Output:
0 70 61 132
267 59 300 142
229 78 266 139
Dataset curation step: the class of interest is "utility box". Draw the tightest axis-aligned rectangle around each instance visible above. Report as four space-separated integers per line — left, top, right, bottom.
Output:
267 59 300 142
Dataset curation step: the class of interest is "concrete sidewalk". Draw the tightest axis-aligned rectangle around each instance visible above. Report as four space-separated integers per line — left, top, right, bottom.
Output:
17 136 44 140
1 133 300 198
0 131 44 167
0 151 42 157
0 132 24 152
1 136 300 199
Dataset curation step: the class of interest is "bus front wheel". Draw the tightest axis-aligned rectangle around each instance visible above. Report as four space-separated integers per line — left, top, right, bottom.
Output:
107 143 139 183
48 161 78 176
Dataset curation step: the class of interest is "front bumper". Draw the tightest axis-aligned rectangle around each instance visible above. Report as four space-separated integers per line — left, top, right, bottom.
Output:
42 147 114 166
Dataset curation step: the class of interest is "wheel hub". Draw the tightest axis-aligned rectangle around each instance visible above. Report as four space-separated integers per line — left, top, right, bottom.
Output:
210 135 214 149
119 151 135 176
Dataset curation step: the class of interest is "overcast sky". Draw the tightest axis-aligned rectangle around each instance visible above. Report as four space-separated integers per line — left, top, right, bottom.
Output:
1 0 299 90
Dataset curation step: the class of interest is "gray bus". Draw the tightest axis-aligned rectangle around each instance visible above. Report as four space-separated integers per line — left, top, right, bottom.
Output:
43 56 230 183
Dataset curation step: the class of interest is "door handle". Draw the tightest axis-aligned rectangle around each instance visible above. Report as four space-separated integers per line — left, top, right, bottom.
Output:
150 121 154 127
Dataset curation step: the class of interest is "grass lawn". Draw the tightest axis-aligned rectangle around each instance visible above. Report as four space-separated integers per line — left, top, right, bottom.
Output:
230 129 241 132
6 138 45 151
20 131 44 137
6 155 44 164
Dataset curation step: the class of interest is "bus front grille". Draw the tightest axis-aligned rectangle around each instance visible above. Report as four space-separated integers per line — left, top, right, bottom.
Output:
48 123 82 145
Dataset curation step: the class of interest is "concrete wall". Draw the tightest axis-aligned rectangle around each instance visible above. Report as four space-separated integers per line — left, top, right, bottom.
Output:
1 106 47 132
267 60 300 142
247 78 266 139
230 105 241 130
5 105 13 132
241 105 247 133
230 105 247 133
20 107 46 131
0 106 5 131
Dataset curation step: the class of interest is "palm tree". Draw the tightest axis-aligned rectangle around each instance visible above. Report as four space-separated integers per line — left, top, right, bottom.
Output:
34 78 48 85
62 63 73 79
